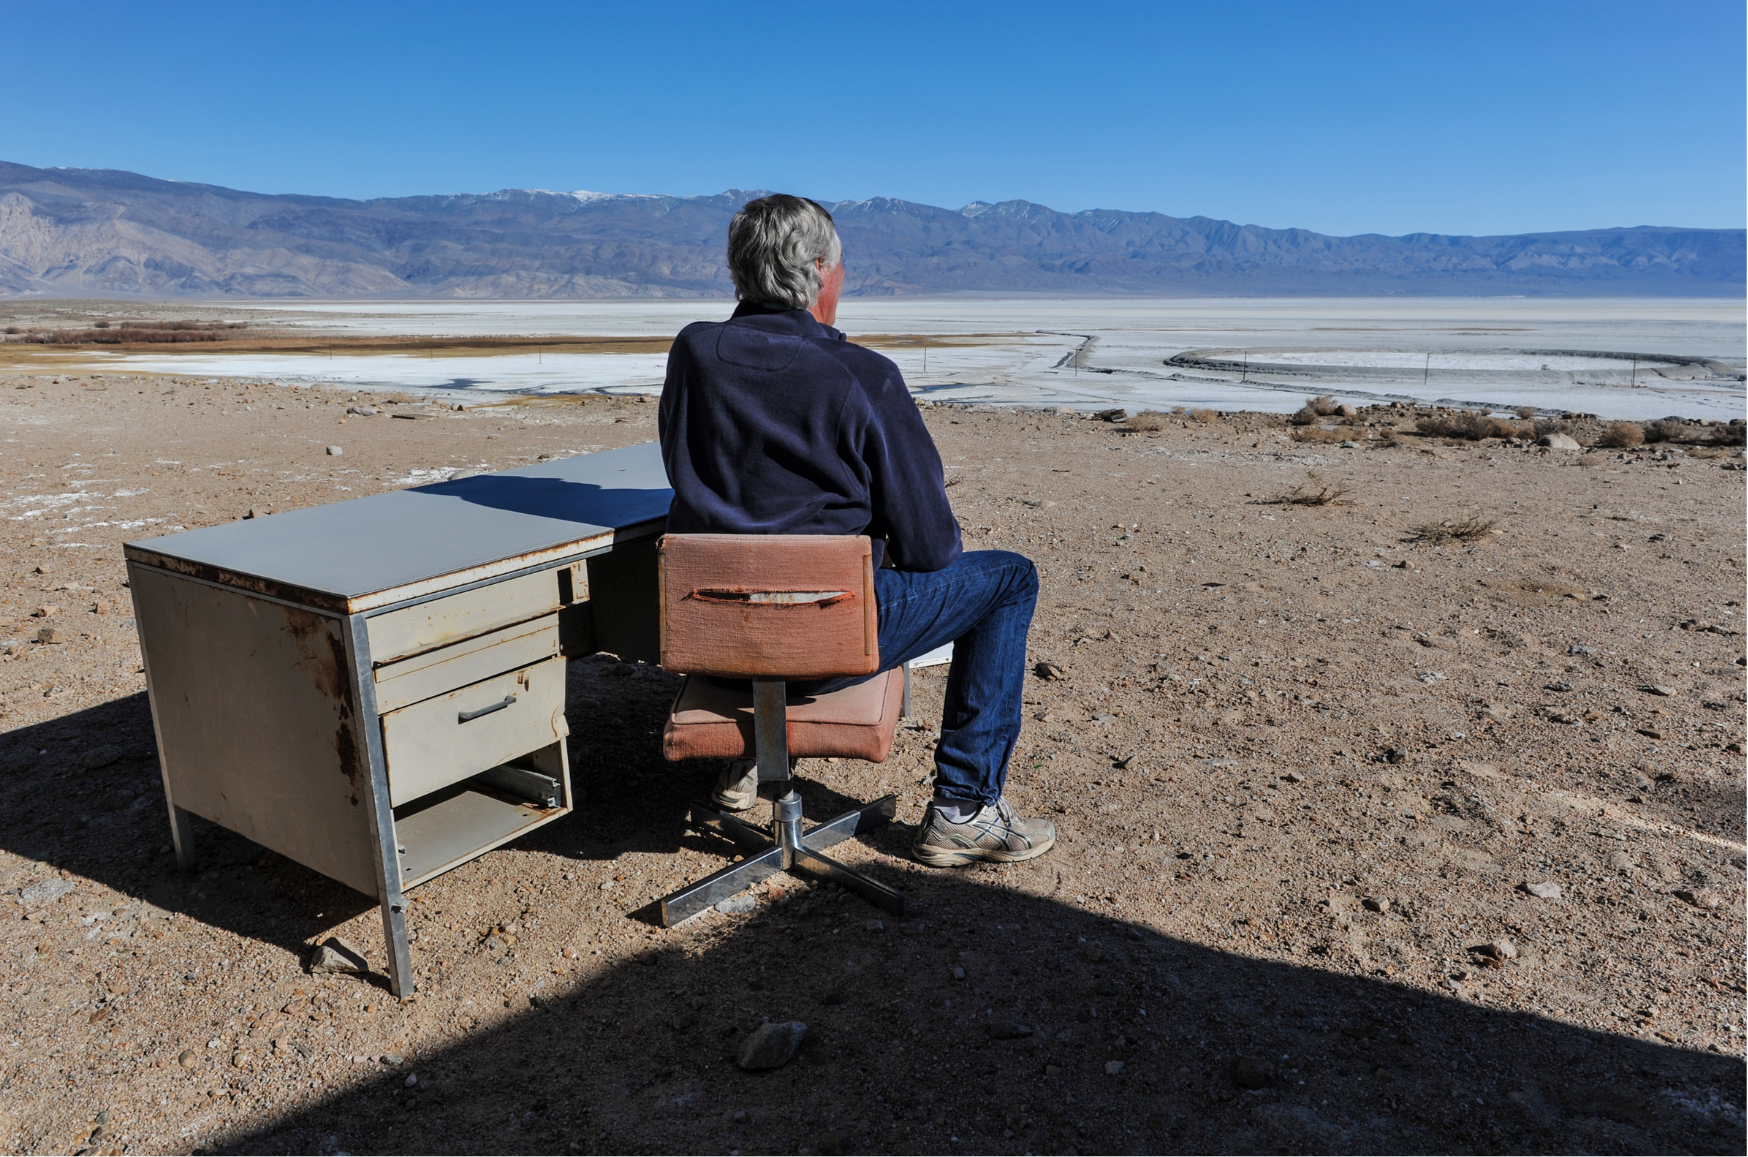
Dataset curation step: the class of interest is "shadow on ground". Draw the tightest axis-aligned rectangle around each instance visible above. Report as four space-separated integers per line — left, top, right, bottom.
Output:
2 674 1742 1155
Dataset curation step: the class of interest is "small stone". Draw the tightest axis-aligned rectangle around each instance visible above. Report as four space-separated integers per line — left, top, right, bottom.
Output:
1476 939 1517 960
1090 713 1117 724
1095 408 1127 422
1523 881 1562 900
987 1021 1034 1040
231 1051 249 1068
1104 1060 1126 1075
737 1021 807 1070
404 1073 418 1088
952 966 967 981
244 506 272 520
1082 943 1104 963
1641 685 1676 697
1569 644 1597 656
1384 748 1407 764
1361 897 1388 914
381 1053 404 1066
1230 1056 1273 1089
19 878 74 905
1282 771 1303 783
1635 727 1663 739
1044 1064 1063 1078
1034 662 1065 681
715 893 756 915
178 1049 197 1069
35 627 65 645
32 605 58 618
1673 889 1720 910
864 919 885 932
1545 681 1573 692
306 937 368 975
1606 851 1638 872
325 445 344 456
79 745 123 770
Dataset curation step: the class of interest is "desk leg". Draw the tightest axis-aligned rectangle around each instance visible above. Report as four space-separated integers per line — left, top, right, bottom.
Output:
167 805 196 871
343 613 415 1000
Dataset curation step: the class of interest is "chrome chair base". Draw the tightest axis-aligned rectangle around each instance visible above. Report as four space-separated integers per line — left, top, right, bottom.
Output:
657 788 904 926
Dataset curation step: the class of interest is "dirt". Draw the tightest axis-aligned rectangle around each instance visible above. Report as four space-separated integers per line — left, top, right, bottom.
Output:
0 372 1743 1155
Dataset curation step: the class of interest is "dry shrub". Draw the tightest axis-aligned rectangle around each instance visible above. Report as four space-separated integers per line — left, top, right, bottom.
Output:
1415 412 1529 440
1514 406 1537 419
1289 426 1348 443
1531 418 1570 439
1188 407 1218 424
1308 395 1341 416
1412 515 1497 543
1289 406 1317 425
1643 417 1690 443
1269 471 1355 506
1123 411 1170 432
1595 422 1645 448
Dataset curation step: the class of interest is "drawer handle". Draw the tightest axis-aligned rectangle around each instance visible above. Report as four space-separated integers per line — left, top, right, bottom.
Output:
458 695 517 724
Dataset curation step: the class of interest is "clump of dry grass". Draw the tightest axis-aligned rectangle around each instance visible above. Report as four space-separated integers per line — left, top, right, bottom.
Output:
1290 395 1344 425
1289 426 1348 443
1595 421 1646 448
1415 412 1530 440
1411 515 1497 543
1123 411 1170 432
1514 406 1537 419
1188 407 1218 424
1268 471 1355 506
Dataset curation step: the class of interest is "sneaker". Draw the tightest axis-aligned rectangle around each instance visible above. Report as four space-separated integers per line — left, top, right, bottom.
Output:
711 759 759 811
912 797 1056 866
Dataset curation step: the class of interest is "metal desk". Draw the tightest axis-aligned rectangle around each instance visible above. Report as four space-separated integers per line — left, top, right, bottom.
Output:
125 441 672 997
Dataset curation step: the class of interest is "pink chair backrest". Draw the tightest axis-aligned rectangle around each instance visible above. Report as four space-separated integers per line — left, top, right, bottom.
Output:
657 534 879 679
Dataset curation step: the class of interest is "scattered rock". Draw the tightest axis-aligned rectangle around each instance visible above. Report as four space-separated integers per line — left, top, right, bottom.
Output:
1640 685 1676 697
1538 433 1581 450
1282 771 1303 783
1545 681 1573 692
1361 897 1389 914
244 506 272 519
1230 1056 1273 1089
1095 408 1127 422
714 893 756 915
325 445 344 456
345 406 379 417
403 1073 418 1088
1104 1060 1126 1075
305 937 368 975
987 1021 1035 1041
1569 644 1597 656
1034 662 1066 681
32 604 58 617
1672 889 1721 910
19 878 74 905
380 1053 404 1066
1606 851 1638 872
736 1020 807 1070
177 1049 197 1069
35 627 65 645
79 745 123 770
1522 881 1562 900
1082 942 1104 963
1635 727 1663 739
1384 748 1407 764
1475 939 1517 961
1090 713 1117 725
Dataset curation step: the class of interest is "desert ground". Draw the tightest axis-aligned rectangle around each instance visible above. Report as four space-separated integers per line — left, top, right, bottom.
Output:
0 371 1743 1155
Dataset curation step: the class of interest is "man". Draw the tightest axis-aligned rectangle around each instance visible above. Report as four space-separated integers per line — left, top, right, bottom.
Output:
659 193 1054 867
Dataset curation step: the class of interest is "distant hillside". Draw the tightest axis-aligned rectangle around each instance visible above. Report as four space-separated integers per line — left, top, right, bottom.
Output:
0 161 1740 299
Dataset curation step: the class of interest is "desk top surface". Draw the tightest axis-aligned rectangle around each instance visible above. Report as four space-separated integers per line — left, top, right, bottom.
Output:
125 441 673 612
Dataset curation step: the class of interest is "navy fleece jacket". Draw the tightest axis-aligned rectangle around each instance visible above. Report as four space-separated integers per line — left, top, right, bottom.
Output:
658 303 962 572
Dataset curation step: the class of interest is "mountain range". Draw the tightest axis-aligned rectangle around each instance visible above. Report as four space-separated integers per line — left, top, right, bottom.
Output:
0 160 1740 299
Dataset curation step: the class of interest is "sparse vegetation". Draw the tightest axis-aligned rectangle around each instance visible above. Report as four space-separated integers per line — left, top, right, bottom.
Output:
1411 515 1497 543
1290 394 1344 425
5 320 247 345
1415 412 1530 440
1122 410 1170 432
1595 421 1646 448
1514 406 1536 419
1269 471 1355 506
1188 407 1217 424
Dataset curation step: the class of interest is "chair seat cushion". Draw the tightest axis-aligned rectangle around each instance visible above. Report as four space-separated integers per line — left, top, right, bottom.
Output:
662 669 903 763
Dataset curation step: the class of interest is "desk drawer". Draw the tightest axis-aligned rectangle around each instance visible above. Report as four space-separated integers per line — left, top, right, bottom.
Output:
373 614 559 713
382 656 569 807
367 570 561 664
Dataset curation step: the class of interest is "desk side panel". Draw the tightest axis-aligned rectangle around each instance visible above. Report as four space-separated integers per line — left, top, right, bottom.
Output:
130 565 378 895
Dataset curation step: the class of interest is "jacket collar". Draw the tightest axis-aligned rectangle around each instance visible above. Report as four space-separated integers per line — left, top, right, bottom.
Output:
729 300 842 342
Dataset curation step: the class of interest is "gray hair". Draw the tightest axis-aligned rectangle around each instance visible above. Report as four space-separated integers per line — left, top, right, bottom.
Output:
726 194 842 310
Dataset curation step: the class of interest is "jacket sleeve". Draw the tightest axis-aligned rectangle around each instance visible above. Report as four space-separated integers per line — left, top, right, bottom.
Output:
851 357 962 572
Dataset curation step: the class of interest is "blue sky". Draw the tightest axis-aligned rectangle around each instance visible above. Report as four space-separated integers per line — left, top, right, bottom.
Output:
6 1 1742 236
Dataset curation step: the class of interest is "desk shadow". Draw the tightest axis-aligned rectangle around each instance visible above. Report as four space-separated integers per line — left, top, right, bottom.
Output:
222 869 1741 1155
0 696 381 965
412 472 672 530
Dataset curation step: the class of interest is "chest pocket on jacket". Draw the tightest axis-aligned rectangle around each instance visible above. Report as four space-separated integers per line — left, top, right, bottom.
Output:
716 329 802 372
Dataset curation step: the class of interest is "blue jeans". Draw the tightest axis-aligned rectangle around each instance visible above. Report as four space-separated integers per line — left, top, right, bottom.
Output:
809 550 1038 808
